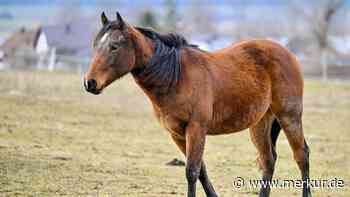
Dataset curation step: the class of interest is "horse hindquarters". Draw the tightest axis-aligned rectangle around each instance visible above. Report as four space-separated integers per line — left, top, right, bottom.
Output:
255 40 311 196
269 72 311 196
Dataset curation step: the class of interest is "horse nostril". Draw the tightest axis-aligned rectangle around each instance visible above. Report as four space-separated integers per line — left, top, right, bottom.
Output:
87 79 97 91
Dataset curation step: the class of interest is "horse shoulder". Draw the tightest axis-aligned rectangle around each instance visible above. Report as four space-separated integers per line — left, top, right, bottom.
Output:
176 48 215 122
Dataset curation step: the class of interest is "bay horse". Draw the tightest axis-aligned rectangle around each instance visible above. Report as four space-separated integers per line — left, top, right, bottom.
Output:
84 12 311 197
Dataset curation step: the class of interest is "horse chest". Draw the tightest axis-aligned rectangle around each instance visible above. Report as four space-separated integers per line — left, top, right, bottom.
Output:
155 110 187 139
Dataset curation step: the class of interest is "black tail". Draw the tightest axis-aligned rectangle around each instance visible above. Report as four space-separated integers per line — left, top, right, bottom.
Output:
271 119 281 148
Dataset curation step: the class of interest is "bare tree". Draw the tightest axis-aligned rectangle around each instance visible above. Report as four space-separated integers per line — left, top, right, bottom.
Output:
56 0 83 24
291 0 346 81
163 0 178 31
186 0 216 37
138 10 159 30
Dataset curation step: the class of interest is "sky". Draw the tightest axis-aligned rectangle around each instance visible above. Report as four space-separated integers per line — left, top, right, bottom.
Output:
0 0 290 6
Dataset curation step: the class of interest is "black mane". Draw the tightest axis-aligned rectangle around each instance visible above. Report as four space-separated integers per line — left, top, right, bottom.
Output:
135 26 196 49
132 27 195 95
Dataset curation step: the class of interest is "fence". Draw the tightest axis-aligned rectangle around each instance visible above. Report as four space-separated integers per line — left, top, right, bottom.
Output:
1 49 350 82
0 49 89 74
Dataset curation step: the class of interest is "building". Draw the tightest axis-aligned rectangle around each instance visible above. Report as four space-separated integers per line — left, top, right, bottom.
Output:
0 27 40 57
36 21 95 57
35 21 96 71
1 21 96 71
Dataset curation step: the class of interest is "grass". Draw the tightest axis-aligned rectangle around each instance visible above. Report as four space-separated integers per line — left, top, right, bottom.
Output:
0 70 349 197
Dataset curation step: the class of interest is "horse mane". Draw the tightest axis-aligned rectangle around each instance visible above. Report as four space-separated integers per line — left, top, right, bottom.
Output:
134 26 195 49
132 27 196 94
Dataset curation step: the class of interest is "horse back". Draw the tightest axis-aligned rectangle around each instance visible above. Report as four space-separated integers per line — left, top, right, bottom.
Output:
175 39 303 133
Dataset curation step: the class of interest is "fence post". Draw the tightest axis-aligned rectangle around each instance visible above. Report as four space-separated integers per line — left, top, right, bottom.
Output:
48 47 56 72
321 49 328 82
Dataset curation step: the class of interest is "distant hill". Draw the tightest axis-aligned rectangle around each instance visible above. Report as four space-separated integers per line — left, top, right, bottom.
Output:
0 11 13 19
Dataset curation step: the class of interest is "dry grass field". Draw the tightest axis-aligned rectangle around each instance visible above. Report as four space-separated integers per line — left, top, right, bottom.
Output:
0 70 349 197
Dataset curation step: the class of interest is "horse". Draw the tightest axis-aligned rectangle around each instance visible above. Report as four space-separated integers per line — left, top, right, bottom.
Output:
84 12 311 197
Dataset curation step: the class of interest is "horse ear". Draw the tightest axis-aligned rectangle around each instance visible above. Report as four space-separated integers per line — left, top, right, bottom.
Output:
116 12 126 30
101 12 109 26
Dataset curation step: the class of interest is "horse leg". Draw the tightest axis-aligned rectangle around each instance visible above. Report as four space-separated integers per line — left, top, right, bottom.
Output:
198 162 217 197
270 119 281 160
277 112 311 197
249 112 276 197
171 135 218 197
185 121 207 197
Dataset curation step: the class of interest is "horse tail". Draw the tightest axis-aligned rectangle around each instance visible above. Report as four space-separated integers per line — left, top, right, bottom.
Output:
270 119 281 155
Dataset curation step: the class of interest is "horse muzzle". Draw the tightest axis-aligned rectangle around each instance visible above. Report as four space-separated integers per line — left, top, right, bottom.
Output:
83 78 102 95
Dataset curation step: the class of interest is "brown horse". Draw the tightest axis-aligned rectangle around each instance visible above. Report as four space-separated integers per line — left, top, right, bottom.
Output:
84 12 311 197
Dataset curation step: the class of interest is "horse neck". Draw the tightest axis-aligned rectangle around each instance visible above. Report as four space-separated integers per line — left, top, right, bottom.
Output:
131 37 182 97
131 30 154 67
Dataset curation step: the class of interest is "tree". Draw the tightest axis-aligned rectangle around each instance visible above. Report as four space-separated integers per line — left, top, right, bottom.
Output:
291 0 346 81
187 0 216 36
56 0 83 24
163 0 178 31
139 10 159 30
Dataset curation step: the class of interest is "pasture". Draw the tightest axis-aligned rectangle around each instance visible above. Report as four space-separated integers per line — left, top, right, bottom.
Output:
0 71 349 196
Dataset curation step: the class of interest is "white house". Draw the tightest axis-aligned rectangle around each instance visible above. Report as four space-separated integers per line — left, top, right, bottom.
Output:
34 21 96 71
0 50 4 70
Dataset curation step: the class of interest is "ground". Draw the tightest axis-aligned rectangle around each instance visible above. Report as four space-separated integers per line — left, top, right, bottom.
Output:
0 71 349 197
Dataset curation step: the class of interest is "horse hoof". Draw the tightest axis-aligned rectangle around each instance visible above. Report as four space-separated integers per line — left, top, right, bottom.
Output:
303 190 312 197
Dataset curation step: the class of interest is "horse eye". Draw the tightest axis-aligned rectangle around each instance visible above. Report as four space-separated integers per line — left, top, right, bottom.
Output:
109 43 120 52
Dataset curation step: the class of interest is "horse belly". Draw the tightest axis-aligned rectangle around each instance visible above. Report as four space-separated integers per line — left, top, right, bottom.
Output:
208 97 270 135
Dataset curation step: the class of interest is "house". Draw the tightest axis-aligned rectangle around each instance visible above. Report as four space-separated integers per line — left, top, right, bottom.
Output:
0 50 4 70
36 21 95 57
34 21 96 71
0 27 40 69
1 21 96 71
0 27 40 57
